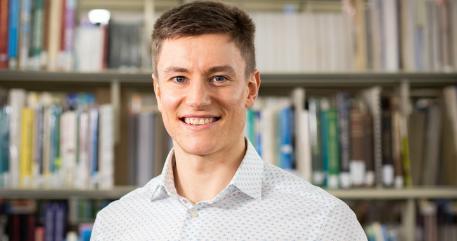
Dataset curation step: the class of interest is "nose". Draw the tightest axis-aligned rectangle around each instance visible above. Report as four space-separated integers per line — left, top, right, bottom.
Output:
186 79 211 108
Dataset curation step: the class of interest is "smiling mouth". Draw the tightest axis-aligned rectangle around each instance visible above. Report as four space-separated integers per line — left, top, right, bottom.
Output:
180 117 221 126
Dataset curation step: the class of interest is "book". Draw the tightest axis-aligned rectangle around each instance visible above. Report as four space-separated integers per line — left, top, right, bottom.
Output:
336 92 351 188
98 104 114 189
292 88 311 181
308 98 323 186
19 0 32 70
7 0 19 69
0 0 8 69
279 103 294 170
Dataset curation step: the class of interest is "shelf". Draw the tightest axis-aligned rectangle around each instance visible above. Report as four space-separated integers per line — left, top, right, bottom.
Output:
79 0 341 13
1 70 456 88
0 187 136 200
1 186 456 200
329 187 457 200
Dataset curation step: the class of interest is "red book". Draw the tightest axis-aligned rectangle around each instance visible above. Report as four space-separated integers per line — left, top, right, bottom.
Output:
35 227 45 241
0 0 9 69
60 0 66 52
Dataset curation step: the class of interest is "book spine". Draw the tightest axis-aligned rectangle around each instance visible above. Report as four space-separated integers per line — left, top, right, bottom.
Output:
381 98 394 187
98 105 114 189
0 0 9 69
336 92 351 188
49 105 62 187
76 110 89 189
60 111 77 188
350 101 367 187
309 98 323 186
30 0 44 70
89 108 99 188
9 89 26 188
327 107 340 189
319 100 330 186
279 105 294 170
19 0 32 70
46 0 62 70
7 0 20 69
0 107 9 187
19 108 34 187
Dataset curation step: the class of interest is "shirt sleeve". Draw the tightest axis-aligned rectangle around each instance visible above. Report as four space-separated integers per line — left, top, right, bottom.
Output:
318 200 368 241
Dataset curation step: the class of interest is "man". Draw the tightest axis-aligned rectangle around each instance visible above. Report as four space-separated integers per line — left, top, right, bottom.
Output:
91 2 367 240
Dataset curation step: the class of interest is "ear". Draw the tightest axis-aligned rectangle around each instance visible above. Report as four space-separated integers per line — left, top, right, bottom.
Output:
245 69 261 108
152 73 162 112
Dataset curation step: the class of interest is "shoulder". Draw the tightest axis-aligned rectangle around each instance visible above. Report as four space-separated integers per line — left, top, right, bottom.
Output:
262 163 366 240
263 163 342 207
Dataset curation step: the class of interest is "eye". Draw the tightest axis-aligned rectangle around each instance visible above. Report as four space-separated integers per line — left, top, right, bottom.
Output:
211 75 228 83
172 76 186 83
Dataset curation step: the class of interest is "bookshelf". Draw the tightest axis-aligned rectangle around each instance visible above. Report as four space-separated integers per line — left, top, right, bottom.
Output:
1 0 457 240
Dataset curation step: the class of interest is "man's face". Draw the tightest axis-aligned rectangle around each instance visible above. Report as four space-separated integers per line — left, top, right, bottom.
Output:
153 34 260 157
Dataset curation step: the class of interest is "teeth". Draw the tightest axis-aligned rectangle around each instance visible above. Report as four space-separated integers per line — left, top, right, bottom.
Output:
184 117 217 125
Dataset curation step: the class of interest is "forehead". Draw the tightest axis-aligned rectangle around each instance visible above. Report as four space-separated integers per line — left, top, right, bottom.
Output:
156 34 245 73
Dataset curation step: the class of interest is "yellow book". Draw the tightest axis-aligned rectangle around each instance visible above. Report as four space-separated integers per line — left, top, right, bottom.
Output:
20 108 35 187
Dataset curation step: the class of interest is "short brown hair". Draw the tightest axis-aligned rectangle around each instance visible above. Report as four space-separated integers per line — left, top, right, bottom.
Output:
151 1 256 76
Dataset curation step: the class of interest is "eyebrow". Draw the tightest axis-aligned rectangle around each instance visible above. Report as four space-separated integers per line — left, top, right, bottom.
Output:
205 65 236 76
162 65 236 76
163 67 190 75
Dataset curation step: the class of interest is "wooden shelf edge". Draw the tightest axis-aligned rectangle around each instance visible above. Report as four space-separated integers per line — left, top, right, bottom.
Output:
1 186 456 200
0 70 456 87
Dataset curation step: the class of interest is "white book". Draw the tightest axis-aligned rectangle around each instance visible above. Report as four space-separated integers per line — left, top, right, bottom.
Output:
75 24 104 72
8 89 26 188
292 88 311 181
76 110 90 189
98 105 114 189
60 111 77 188
383 0 399 71
136 111 155 186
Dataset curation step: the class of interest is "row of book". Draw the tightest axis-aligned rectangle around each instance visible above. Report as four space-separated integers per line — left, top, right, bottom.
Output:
1 0 456 72
127 92 171 186
0 199 105 241
359 200 457 241
0 0 148 71
246 85 457 189
0 89 114 189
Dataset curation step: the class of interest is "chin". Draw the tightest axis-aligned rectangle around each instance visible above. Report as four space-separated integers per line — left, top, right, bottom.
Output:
177 139 219 156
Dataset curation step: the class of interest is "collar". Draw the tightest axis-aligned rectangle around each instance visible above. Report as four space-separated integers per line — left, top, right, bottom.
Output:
148 138 264 202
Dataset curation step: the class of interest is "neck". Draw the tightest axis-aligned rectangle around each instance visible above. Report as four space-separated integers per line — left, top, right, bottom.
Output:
172 138 246 204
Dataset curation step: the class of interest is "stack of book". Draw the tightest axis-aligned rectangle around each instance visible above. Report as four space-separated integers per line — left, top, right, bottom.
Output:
0 89 114 189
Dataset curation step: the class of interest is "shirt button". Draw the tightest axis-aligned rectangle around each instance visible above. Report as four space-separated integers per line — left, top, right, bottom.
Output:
189 209 198 218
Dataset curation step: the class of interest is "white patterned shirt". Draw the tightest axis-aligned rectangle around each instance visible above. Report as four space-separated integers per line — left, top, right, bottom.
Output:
91 140 367 241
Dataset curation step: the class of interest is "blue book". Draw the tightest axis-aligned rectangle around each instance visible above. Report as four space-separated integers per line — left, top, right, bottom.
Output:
246 109 256 145
89 108 99 180
319 102 330 186
7 0 19 68
19 0 32 69
0 107 9 186
50 105 62 173
254 110 262 156
44 203 56 241
279 106 294 169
